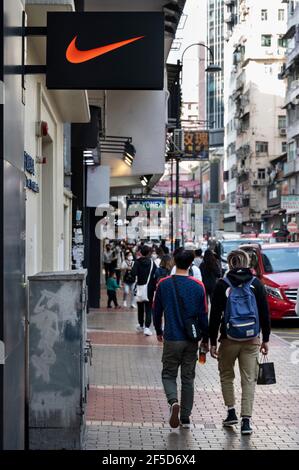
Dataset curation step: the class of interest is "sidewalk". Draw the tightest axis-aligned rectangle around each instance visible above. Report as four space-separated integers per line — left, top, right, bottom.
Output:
84 297 299 450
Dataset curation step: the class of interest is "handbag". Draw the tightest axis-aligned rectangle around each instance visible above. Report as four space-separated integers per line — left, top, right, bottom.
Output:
136 260 154 302
172 275 202 342
257 355 276 385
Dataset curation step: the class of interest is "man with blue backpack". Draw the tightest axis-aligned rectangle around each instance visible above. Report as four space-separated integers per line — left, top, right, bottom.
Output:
209 249 271 435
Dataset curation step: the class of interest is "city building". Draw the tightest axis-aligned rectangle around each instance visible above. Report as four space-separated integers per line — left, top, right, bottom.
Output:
223 0 287 233
280 0 299 230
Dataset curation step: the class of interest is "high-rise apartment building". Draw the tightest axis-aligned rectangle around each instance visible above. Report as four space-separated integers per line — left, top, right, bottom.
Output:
223 0 287 232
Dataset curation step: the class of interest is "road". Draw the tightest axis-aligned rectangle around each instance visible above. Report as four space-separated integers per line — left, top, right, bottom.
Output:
272 319 299 344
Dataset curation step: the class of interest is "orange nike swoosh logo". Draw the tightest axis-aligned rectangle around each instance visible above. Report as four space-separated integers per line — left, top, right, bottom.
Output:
66 35 145 64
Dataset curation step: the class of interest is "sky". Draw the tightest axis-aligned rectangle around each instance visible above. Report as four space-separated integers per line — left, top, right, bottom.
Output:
168 0 207 103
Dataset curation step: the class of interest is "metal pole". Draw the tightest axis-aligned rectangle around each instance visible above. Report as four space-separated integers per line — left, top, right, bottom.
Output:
175 157 180 249
170 159 174 252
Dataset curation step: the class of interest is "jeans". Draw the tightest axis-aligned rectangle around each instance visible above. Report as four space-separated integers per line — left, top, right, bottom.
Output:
218 340 259 417
162 340 198 420
137 301 152 328
123 283 136 306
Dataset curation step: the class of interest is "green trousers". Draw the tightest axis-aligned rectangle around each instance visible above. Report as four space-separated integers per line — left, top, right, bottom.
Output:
218 340 260 417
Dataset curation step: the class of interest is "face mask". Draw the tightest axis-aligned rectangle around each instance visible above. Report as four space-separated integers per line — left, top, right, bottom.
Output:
152 254 158 259
128 256 133 261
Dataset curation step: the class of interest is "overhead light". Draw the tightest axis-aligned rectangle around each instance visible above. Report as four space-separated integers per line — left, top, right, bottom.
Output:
163 2 181 15
205 63 222 73
123 155 134 167
124 140 136 159
140 175 149 187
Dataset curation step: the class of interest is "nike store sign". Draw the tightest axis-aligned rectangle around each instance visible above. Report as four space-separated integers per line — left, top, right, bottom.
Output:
46 12 164 90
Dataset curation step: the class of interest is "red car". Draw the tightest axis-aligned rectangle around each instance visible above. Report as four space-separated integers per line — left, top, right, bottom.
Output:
240 243 299 320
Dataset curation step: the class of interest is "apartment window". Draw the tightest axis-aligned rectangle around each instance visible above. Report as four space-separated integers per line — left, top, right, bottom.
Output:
278 37 287 48
278 115 287 129
282 142 287 153
288 141 296 161
261 9 268 21
261 35 272 47
278 9 285 21
256 141 268 154
258 169 266 180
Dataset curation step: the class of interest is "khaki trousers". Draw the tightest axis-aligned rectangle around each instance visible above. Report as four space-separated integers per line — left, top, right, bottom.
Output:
218 340 259 417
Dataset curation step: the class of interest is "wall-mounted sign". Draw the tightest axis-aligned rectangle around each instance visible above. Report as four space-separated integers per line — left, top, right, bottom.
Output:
46 12 164 90
182 130 209 160
24 151 39 193
281 195 299 214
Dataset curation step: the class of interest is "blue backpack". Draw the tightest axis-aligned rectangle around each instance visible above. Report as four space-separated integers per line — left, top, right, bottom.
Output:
223 276 260 341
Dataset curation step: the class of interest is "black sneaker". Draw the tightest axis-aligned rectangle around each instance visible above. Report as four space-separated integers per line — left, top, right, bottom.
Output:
222 408 238 427
169 402 180 428
180 418 191 429
241 418 253 435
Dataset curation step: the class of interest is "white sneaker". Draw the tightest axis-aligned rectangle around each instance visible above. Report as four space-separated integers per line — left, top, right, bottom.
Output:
144 327 153 336
131 304 137 309
123 300 127 308
136 325 144 333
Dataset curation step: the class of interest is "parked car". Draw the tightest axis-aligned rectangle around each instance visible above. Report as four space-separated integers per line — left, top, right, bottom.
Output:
217 238 265 273
240 243 299 320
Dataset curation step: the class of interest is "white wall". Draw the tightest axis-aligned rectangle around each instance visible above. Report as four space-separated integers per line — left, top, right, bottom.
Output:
24 59 69 276
103 90 167 178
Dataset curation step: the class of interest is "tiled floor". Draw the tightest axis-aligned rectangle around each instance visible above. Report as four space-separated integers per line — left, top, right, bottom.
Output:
84 300 299 450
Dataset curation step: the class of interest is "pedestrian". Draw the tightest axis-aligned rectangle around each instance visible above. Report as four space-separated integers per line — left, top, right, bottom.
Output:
111 243 124 285
193 248 203 268
103 244 113 282
209 249 271 435
132 245 157 336
153 247 164 267
153 249 208 429
160 239 169 254
171 248 202 281
121 251 137 308
154 254 173 282
200 249 221 304
106 270 121 309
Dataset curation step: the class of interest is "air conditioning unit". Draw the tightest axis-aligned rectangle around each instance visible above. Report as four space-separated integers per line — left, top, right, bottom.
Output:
279 128 287 136
173 129 184 152
253 180 258 185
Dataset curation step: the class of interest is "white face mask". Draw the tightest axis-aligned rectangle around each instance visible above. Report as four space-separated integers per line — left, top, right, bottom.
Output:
152 254 158 259
128 256 133 261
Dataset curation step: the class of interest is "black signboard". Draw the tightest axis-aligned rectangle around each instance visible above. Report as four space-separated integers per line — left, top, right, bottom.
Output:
46 12 164 90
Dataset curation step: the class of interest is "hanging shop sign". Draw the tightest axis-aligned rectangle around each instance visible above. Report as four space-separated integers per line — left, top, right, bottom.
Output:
182 130 209 160
46 12 164 90
127 198 166 217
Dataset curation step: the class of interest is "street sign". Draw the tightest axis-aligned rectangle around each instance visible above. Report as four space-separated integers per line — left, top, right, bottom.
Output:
287 221 298 233
46 12 164 90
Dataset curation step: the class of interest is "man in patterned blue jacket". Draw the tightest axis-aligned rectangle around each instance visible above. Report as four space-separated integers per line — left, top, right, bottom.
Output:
153 249 208 429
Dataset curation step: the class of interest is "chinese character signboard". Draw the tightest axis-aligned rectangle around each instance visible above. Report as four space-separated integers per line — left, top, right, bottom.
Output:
281 195 299 214
46 12 164 90
183 130 209 160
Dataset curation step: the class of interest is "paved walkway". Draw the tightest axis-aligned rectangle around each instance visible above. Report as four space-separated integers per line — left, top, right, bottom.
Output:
84 299 299 450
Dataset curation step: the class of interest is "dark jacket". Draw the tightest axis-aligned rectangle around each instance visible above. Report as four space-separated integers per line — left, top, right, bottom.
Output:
200 261 221 293
153 275 208 342
132 256 157 301
209 268 271 346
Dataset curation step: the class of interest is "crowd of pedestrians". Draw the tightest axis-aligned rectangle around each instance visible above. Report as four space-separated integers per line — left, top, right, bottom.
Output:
102 239 271 435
